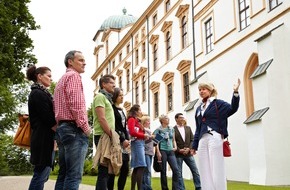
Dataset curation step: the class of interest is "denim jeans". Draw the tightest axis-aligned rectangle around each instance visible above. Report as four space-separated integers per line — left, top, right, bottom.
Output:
160 150 180 190
176 156 201 190
28 165 51 190
55 122 88 190
142 154 153 190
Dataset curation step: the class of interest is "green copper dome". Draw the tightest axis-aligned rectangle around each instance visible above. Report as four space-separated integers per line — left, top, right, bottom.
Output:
99 8 137 30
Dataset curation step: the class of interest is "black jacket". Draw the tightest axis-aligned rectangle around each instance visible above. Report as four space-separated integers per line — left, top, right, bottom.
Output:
28 87 56 166
112 104 129 143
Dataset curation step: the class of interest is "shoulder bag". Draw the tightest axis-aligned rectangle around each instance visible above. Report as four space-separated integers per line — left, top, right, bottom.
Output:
13 114 31 149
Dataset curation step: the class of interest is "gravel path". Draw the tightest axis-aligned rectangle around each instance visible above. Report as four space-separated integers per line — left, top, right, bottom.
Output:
0 176 95 190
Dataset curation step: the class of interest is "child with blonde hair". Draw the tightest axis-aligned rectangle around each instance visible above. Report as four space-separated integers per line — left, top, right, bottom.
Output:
141 115 154 190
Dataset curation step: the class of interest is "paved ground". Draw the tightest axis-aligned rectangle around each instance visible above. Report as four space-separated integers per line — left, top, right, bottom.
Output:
0 176 95 190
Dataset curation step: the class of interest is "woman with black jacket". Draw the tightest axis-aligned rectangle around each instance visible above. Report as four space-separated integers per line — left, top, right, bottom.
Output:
26 65 56 190
108 87 130 190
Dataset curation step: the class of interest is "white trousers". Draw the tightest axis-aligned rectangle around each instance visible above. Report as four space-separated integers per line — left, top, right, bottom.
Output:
198 131 226 190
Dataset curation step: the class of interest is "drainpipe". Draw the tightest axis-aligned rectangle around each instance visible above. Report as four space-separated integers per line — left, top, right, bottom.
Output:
191 0 196 79
146 16 150 116
131 35 134 103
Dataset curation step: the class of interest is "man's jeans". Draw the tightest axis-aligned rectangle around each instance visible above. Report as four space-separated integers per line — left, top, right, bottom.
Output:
176 156 201 190
142 154 153 190
160 150 181 190
55 122 88 190
28 165 51 190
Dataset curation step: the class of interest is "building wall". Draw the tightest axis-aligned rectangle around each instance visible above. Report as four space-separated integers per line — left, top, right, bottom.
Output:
92 0 290 185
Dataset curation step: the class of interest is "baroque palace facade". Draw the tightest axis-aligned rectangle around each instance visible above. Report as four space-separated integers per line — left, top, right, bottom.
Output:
91 0 290 186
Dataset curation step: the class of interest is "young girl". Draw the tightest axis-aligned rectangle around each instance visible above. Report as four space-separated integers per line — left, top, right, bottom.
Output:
141 115 154 190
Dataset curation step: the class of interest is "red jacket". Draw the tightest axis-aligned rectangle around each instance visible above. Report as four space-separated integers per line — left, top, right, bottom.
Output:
128 116 145 139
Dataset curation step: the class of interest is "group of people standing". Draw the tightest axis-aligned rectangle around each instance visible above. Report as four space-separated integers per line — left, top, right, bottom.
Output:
26 49 240 190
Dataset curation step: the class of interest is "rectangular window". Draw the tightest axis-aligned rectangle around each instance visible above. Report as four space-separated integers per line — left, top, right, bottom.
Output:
142 42 146 60
142 76 146 102
153 44 158 71
181 17 188 49
126 69 130 92
166 32 171 61
106 40 109 55
135 49 139 66
183 72 190 103
135 82 139 104
269 0 283 10
112 60 115 69
119 76 122 89
126 44 130 54
119 52 122 62
205 18 213 54
167 83 173 111
154 92 159 118
165 0 170 12
153 14 157 26
238 0 250 30
141 28 146 38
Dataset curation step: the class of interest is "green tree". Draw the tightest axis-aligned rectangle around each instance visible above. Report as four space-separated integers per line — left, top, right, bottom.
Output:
48 81 57 95
0 134 33 175
0 0 39 133
87 105 94 158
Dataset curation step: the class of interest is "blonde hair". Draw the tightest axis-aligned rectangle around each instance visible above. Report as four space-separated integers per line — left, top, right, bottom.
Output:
140 115 150 125
198 82 218 98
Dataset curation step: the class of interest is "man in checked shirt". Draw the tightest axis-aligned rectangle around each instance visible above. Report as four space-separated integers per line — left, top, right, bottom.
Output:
54 50 92 190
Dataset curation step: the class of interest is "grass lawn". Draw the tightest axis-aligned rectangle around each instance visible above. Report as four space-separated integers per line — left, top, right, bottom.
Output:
50 175 290 189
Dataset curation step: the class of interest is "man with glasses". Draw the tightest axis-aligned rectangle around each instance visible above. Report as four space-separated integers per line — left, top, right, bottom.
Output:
92 74 116 190
174 113 201 190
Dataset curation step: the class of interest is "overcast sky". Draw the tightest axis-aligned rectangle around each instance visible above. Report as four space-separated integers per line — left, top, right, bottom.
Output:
28 0 151 107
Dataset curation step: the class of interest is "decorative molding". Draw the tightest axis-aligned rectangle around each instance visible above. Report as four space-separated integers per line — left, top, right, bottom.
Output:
138 67 147 76
94 45 104 55
177 60 191 73
116 69 123 76
162 72 174 83
149 81 160 92
175 4 190 18
149 34 159 44
161 21 173 32
132 73 138 80
123 61 131 69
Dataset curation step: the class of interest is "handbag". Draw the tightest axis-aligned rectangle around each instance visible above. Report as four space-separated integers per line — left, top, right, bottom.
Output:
215 102 232 157
153 151 162 172
223 138 231 157
13 114 31 149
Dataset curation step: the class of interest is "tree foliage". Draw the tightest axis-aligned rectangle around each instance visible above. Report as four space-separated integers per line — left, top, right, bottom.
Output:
0 0 39 133
0 133 33 175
